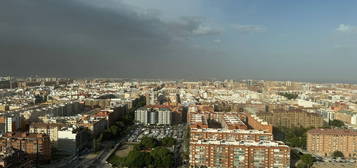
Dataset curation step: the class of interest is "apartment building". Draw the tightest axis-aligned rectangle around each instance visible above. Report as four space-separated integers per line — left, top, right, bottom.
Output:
135 107 149 124
29 122 59 142
0 147 32 168
190 114 208 129
0 132 51 162
134 107 172 125
256 109 324 128
190 128 272 142
244 113 273 133
188 110 288 168
220 115 248 130
190 140 290 168
307 128 357 158
334 111 357 125
157 108 172 125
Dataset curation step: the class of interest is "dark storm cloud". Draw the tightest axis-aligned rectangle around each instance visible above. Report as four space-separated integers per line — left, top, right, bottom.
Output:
0 0 222 78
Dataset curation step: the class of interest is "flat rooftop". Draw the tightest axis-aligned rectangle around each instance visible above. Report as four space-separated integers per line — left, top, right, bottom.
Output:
191 128 271 135
191 139 288 147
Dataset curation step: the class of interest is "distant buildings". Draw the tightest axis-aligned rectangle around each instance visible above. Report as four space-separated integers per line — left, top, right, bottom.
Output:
307 128 357 159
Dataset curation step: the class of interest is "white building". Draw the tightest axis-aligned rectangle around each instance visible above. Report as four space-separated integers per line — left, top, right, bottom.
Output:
158 108 172 125
135 107 149 124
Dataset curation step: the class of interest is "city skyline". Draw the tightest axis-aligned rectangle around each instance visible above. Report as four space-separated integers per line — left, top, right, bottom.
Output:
1 0 357 82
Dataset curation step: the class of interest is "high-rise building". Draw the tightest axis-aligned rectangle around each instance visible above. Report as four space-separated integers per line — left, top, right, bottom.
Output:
149 110 158 124
135 107 149 124
135 107 172 125
307 128 357 158
158 108 172 125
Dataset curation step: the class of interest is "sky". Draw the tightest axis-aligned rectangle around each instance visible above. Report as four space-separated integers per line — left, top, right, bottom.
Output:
1 0 357 82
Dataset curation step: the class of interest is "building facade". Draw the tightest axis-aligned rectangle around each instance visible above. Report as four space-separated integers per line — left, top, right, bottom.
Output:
256 109 324 128
0 132 51 162
307 128 357 158
190 140 290 168
135 107 172 125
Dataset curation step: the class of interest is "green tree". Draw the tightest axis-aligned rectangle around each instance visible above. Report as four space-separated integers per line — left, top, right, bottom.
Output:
150 147 174 168
329 119 345 128
332 150 344 158
141 136 159 149
300 154 314 168
278 92 298 100
296 162 307 168
275 126 309 149
110 125 119 137
124 150 152 167
161 137 177 147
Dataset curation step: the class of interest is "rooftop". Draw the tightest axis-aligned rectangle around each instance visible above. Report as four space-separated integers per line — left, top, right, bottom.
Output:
191 128 271 134
308 128 357 136
191 139 288 147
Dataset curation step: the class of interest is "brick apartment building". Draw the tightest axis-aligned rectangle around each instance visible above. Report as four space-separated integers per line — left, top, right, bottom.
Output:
220 115 248 130
256 109 324 128
190 114 209 129
187 105 289 168
190 140 290 168
243 113 273 133
307 128 357 158
190 128 272 142
0 147 32 168
0 132 51 162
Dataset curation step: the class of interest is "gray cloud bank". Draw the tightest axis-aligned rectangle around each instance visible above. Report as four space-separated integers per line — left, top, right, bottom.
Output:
0 0 222 79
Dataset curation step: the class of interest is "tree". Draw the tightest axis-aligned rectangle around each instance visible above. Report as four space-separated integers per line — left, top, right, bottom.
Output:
296 162 307 168
300 154 314 167
34 95 46 104
110 125 119 137
124 150 150 167
329 119 345 128
150 147 174 168
274 126 309 149
278 92 298 100
332 150 344 158
141 136 159 149
161 137 177 147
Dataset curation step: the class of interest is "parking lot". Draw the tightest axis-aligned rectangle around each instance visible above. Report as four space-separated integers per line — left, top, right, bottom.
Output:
128 124 186 142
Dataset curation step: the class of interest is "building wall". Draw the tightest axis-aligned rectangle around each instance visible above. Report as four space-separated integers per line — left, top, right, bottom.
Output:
256 110 324 128
190 142 290 168
334 112 353 124
29 124 58 142
307 129 357 158
190 130 273 142
244 113 273 133
0 133 51 162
